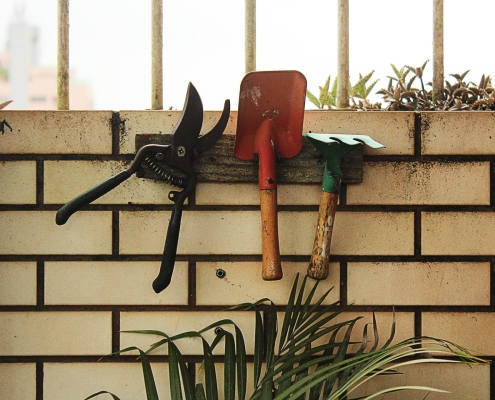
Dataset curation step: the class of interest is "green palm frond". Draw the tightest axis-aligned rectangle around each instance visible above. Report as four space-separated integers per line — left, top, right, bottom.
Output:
85 275 486 400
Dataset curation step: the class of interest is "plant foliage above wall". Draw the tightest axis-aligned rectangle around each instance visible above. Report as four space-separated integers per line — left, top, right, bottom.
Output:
308 61 495 111
86 275 485 400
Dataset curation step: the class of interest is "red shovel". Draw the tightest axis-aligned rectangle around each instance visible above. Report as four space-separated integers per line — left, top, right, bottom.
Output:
234 71 307 280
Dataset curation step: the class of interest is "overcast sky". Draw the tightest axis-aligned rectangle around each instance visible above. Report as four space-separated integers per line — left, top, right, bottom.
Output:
1 0 494 110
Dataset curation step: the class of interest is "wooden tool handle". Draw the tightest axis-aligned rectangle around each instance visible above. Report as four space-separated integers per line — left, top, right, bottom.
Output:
260 189 282 280
307 191 339 280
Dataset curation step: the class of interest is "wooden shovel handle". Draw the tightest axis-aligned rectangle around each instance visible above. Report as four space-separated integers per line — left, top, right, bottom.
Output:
307 191 339 280
260 189 282 280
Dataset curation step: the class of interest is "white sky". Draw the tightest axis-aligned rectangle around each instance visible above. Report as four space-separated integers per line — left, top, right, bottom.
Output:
1 0 494 110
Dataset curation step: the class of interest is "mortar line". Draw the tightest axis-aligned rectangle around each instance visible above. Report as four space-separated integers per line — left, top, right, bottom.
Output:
414 112 422 157
36 158 44 206
189 261 197 307
491 262 495 307
414 211 422 258
414 311 422 338
491 161 495 207
36 261 45 309
112 310 121 354
112 210 120 256
111 112 122 156
36 361 44 400
340 262 348 306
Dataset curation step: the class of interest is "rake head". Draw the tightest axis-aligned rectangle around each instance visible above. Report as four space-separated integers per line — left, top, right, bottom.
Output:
304 133 385 192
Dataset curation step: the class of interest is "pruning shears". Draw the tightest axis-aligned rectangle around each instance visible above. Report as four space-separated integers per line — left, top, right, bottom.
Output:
56 83 230 293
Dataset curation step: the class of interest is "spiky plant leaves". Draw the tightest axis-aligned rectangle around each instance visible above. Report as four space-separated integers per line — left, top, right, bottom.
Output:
86 274 487 400
391 64 401 79
195 384 207 400
168 341 185 400
306 90 320 108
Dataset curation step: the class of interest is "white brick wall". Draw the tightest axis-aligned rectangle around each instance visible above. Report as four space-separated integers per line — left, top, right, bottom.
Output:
1 110 494 398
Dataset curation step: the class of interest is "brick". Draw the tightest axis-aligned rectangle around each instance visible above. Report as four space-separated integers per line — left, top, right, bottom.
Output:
348 262 490 306
0 161 36 204
121 111 410 156
0 111 112 154
422 212 495 255
0 363 36 400
120 211 413 256
45 261 188 305
0 311 111 355
422 312 495 355
351 363 489 400
0 211 112 255
119 110 237 154
196 183 322 205
422 111 495 155
303 111 414 155
44 362 169 400
326 211 414 255
119 210 263 255
0 262 37 305
120 311 255 355
347 161 490 205
196 262 339 305
44 160 175 205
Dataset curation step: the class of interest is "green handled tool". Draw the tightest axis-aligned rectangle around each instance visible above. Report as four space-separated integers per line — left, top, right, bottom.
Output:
304 133 385 280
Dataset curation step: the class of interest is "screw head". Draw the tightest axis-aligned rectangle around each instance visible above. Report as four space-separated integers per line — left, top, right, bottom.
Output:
177 146 186 157
216 269 226 278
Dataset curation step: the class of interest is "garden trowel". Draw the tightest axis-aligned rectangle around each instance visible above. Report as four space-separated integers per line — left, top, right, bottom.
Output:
235 71 307 280
305 133 385 280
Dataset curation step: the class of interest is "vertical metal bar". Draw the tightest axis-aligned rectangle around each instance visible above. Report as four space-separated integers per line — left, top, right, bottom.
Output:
337 0 349 109
152 0 163 110
433 0 444 102
245 0 256 74
57 0 69 110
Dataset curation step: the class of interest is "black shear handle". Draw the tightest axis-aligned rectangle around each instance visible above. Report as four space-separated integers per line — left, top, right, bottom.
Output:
56 170 131 225
152 207 182 293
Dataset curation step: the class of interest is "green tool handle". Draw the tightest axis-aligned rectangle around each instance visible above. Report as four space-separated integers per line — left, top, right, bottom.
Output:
152 207 182 293
307 191 338 280
56 170 131 225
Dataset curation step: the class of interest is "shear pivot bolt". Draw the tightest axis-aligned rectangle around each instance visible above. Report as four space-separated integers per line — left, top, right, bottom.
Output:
214 327 223 335
177 146 186 157
155 152 164 161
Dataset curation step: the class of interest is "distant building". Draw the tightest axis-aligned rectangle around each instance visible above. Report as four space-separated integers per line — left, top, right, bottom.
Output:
0 6 92 110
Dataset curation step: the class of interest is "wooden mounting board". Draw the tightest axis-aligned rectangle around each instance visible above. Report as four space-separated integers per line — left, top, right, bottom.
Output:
135 134 363 184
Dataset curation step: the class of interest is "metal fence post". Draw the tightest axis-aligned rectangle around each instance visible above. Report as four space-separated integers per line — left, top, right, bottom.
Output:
433 0 444 102
57 0 69 110
152 0 163 110
337 0 349 109
245 0 256 74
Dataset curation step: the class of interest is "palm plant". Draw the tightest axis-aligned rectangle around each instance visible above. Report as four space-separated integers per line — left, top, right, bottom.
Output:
85 274 484 400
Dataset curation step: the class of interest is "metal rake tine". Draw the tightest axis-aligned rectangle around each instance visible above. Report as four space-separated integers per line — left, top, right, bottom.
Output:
326 134 385 149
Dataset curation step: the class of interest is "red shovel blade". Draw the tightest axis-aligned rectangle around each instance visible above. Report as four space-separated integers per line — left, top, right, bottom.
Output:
234 71 307 281
234 70 307 162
